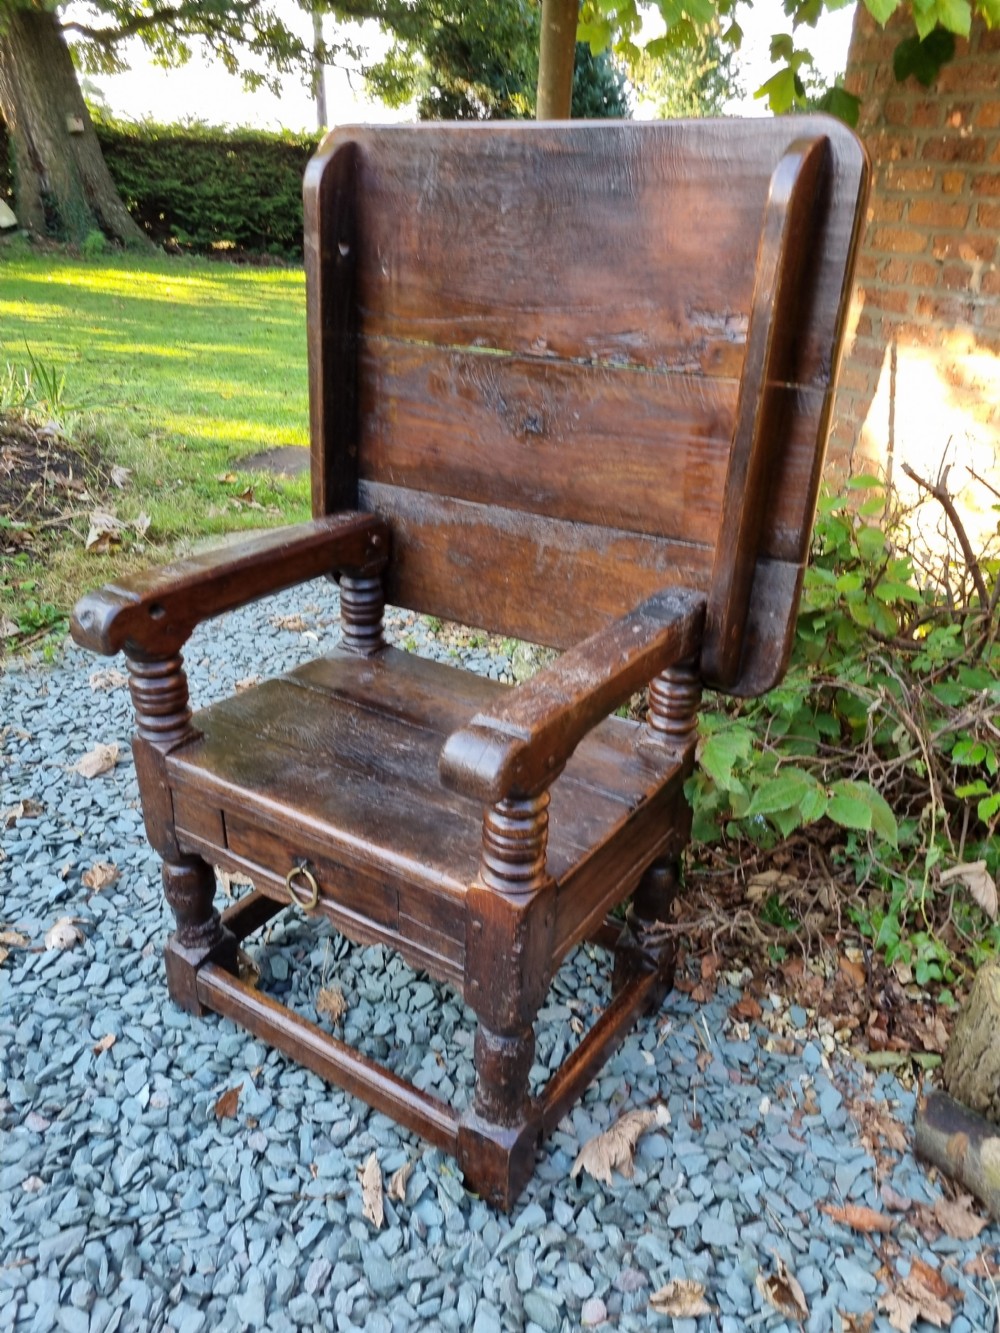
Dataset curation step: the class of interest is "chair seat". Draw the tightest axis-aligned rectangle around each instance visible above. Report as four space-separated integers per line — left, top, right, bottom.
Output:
166 646 685 984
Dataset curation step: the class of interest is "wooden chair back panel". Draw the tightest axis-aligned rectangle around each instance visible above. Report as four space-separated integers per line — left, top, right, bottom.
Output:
305 119 868 695
358 342 828 559
362 480 800 692
349 123 841 382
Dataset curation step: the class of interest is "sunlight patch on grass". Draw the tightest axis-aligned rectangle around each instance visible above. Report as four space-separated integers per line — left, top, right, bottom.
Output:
3 250 313 619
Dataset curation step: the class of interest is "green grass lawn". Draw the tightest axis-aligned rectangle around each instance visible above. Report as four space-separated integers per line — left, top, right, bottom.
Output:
2 247 313 641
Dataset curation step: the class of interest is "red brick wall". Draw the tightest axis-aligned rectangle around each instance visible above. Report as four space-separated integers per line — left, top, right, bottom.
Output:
830 7 1000 507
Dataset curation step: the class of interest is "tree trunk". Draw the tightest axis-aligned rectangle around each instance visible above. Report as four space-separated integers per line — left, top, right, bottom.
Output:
536 0 577 119
942 955 1000 1122
915 1091 1000 1224
0 7 150 246
312 9 328 131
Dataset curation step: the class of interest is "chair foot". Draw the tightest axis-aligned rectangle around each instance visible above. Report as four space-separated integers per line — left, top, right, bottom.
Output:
611 856 680 1005
457 1108 542 1211
164 928 239 1016
162 855 238 1015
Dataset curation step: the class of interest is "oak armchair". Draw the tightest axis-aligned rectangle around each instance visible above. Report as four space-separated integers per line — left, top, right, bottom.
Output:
72 118 868 1209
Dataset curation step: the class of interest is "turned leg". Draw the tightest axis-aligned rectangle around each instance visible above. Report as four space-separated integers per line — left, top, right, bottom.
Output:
339 572 384 655
615 660 702 999
126 650 237 1015
162 855 237 1015
459 792 555 1210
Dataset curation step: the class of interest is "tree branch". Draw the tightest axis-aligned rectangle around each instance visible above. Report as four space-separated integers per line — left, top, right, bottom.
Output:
59 2 256 47
902 462 990 612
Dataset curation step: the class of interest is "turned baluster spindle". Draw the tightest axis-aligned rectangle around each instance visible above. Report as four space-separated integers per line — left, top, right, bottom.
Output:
473 1025 536 1127
126 652 194 748
647 659 702 744
480 791 550 897
163 856 225 952
339 572 385 655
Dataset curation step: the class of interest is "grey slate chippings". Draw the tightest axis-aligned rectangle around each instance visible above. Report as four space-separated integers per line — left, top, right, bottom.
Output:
1 577 997 1333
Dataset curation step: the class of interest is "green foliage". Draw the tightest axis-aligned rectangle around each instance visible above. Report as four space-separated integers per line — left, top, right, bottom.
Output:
366 1 630 121
93 116 319 256
42 1 313 94
2 347 68 421
686 475 1000 977
1 555 69 654
579 0 997 118
893 28 958 83
80 228 108 258
0 116 318 255
627 19 742 118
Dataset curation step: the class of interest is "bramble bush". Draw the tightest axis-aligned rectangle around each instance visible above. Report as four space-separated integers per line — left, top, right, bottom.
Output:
687 467 1000 986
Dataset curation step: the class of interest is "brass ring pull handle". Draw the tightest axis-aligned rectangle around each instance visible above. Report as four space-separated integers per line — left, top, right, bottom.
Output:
285 863 319 911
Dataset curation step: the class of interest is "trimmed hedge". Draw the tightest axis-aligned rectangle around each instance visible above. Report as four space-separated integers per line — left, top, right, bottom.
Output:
0 116 320 256
98 118 320 256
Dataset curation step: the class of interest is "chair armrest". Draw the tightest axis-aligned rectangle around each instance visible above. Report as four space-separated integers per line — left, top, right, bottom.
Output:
439 587 705 803
71 511 388 657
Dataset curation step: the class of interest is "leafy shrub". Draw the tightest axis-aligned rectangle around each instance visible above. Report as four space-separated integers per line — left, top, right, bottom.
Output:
80 228 108 258
0 116 319 256
688 469 1000 982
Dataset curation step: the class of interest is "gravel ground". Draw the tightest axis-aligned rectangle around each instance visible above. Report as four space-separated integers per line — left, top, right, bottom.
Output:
2 577 997 1333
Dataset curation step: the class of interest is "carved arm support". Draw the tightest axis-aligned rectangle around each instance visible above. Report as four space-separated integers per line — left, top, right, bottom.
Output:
70 511 389 658
439 587 706 808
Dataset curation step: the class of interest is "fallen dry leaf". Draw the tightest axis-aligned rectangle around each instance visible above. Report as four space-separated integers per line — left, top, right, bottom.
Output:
0 929 30 949
271 613 309 633
92 1033 116 1056
44 917 83 951
746 870 799 902
217 868 254 898
133 512 152 538
214 1085 241 1120
840 1315 874 1333
821 1202 894 1233
21 1176 45 1193
0 947 7 967
359 1151 383 1229
756 1256 809 1321
933 1193 989 1240
839 954 868 989
880 1268 954 1331
317 985 348 1024
82 861 119 892
731 995 763 1022
237 949 261 989
216 471 238 484
940 860 997 920
388 1161 413 1203
570 1104 670 1187
2 799 44 827
907 1258 958 1303
1 615 18 639
89 667 128 691
85 509 126 553
72 743 120 779
109 465 132 489
649 1278 711 1318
